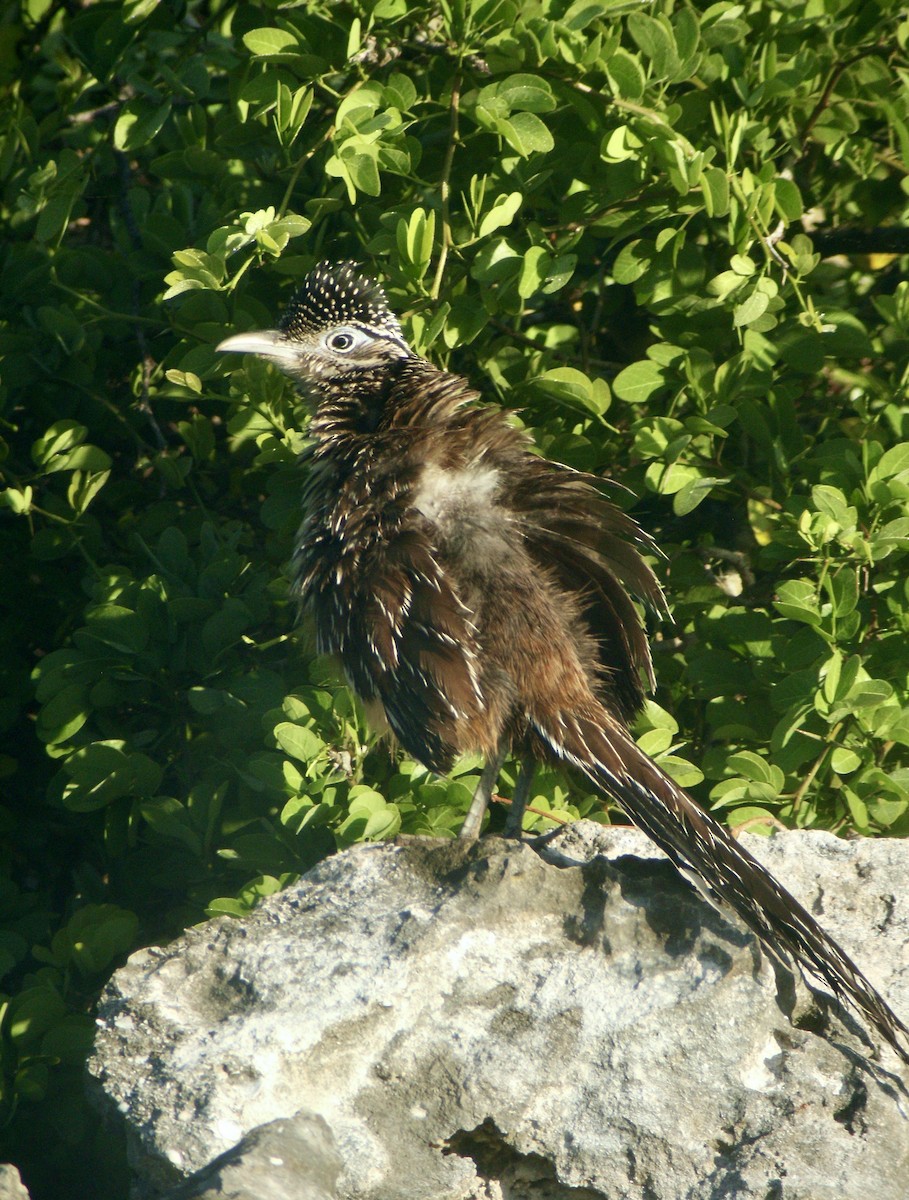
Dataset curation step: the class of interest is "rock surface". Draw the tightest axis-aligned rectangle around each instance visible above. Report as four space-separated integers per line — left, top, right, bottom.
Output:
0 1165 30 1200
89 823 909 1199
160 1112 340 1200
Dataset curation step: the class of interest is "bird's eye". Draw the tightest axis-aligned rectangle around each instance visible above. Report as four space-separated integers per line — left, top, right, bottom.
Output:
327 331 356 352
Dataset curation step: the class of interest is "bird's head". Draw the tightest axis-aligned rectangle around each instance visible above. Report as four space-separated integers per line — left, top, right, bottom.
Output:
217 262 413 393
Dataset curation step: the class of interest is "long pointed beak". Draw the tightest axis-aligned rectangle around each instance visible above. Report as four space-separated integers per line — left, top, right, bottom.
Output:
216 330 302 366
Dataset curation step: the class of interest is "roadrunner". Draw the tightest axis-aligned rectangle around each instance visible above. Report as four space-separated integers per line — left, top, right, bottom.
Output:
219 262 909 1066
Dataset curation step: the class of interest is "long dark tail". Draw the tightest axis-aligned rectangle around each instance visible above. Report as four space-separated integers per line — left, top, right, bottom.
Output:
532 705 909 1066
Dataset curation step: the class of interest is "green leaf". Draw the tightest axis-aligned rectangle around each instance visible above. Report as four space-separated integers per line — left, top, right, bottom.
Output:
828 569 858 618
346 16 362 59
113 99 172 152
733 289 770 327
1 485 33 514
397 207 435 275
727 807 779 835
41 1014 95 1064
730 255 756 276
637 728 673 756
7 987 67 1045
518 246 549 298
496 74 556 113
339 143 381 196
274 85 313 147
601 124 642 163
31 420 87 467
243 28 300 55
384 73 417 110
844 679 893 709
673 475 728 515
871 517 909 560
868 442 909 484
605 49 646 101
778 328 826 372
811 484 852 524
85 604 148 653
50 904 139 975
701 166 729 217
68 469 110 515
498 112 554 156
187 687 232 715
773 177 802 222
711 778 781 807
673 6 701 61
627 12 679 77
478 192 522 237
725 751 784 791
63 742 134 811
830 748 861 774
43 444 112 474
335 83 383 126
201 598 253 657
612 360 668 404
532 368 608 417
140 797 203 854
844 789 869 830
647 461 700 496
612 239 652 284
774 580 821 627
36 682 89 745
656 754 704 787
363 805 401 840
274 722 325 763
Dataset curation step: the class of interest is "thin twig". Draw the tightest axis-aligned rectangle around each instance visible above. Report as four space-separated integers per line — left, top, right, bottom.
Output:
278 125 334 218
115 151 166 453
813 226 909 255
488 318 617 371
790 720 844 816
764 218 788 271
730 177 818 326
277 80 357 219
567 77 697 154
731 814 789 836
431 72 461 300
491 794 572 826
799 48 884 150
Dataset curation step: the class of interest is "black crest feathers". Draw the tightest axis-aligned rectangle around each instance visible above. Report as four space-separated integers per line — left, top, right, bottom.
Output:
280 261 404 342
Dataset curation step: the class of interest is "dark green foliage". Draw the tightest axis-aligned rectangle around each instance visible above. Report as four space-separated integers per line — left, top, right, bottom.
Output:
1 0 908 1193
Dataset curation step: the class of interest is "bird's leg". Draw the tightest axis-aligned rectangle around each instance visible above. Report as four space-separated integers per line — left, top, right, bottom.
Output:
503 758 536 838
459 745 507 841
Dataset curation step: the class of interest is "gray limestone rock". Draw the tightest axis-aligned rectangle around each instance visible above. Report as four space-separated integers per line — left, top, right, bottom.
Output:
0 1165 30 1200
89 823 909 1199
160 1111 340 1200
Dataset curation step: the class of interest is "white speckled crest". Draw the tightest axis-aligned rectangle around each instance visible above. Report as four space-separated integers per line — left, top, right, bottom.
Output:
280 261 404 342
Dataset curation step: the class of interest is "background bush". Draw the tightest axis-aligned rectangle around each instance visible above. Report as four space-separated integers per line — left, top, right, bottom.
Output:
1 0 908 1194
